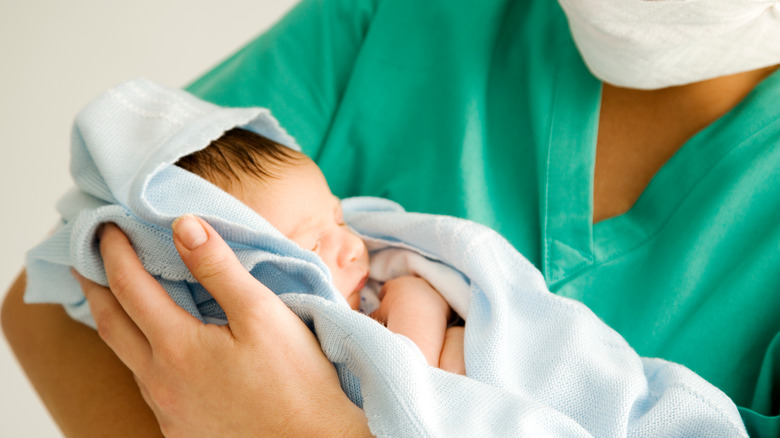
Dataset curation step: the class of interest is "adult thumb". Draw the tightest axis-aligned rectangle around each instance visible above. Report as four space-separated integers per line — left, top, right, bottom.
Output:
171 214 280 331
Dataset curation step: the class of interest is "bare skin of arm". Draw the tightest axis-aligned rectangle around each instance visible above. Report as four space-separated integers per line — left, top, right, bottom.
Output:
370 275 464 373
2 65 775 435
439 326 466 375
1 271 163 437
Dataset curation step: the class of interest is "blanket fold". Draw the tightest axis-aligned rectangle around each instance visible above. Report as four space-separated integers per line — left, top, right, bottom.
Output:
25 78 747 437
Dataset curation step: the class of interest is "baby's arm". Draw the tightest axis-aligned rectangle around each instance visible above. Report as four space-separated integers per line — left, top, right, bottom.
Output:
371 275 464 374
440 326 465 375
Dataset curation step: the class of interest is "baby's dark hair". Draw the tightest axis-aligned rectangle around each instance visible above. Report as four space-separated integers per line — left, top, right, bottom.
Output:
175 128 302 188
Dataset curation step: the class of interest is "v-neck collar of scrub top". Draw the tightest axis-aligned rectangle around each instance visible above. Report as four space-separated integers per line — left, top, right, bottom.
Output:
542 43 780 289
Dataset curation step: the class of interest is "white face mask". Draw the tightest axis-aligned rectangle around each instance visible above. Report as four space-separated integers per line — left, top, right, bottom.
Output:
557 0 780 89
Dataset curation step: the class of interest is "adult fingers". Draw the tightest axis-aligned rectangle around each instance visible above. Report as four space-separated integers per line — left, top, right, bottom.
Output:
74 269 152 375
170 214 280 335
99 223 195 342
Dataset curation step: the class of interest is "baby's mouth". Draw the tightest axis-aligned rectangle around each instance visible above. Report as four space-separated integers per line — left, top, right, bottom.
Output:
353 272 369 294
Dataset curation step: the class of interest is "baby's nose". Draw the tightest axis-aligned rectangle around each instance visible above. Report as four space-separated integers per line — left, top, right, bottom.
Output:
338 230 364 268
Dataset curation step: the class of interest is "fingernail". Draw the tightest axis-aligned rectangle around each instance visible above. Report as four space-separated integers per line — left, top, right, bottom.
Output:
172 214 208 250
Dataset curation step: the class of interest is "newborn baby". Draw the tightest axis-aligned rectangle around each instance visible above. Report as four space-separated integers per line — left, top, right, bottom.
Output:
176 128 465 374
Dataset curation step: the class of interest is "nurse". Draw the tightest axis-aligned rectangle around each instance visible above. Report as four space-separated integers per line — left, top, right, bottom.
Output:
3 0 779 436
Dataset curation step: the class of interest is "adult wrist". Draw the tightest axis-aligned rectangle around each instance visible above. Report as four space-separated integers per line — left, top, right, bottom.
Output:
328 403 372 437
282 392 371 437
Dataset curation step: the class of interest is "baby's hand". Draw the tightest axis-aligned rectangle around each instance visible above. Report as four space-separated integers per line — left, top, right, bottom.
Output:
371 275 454 368
374 275 451 322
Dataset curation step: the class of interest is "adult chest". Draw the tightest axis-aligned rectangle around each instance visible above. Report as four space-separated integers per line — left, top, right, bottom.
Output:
315 0 780 404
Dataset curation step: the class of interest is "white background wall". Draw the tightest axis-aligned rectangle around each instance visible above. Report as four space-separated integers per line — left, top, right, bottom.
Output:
0 1 298 435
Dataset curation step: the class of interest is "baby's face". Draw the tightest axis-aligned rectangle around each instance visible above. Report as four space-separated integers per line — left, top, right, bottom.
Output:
227 154 369 309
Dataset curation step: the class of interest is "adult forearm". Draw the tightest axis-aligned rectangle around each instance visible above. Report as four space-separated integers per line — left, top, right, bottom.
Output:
1 270 163 438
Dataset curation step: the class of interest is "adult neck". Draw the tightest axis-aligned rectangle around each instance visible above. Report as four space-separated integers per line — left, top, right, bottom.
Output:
592 64 779 224
603 64 780 140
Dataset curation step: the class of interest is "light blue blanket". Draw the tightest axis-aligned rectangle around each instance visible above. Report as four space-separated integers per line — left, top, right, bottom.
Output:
26 79 747 437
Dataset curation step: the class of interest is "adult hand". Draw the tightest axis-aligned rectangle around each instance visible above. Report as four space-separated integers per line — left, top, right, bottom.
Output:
75 215 371 438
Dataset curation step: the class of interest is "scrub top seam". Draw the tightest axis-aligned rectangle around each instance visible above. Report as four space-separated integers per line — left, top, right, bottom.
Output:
541 51 564 284
543 40 600 285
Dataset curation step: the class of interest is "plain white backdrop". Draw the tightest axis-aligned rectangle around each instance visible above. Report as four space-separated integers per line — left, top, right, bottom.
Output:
0 0 298 435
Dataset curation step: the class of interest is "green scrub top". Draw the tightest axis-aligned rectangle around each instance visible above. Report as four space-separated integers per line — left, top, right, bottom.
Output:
187 0 780 434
